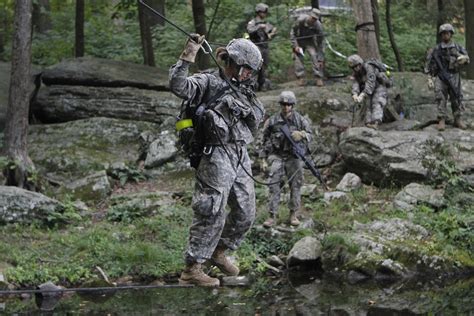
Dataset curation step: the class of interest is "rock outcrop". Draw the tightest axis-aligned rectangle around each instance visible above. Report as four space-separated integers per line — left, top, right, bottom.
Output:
0 186 64 224
339 127 474 185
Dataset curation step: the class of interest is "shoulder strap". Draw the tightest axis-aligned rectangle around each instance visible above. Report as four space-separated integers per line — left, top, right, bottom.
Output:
202 84 230 108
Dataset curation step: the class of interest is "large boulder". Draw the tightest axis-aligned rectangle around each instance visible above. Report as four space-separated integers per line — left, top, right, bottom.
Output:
32 85 180 124
28 117 162 183
339 127 474 185
0 186 64 224
40 57 170 90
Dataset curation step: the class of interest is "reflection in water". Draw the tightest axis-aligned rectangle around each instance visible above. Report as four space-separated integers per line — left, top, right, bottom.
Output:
1 273 473 314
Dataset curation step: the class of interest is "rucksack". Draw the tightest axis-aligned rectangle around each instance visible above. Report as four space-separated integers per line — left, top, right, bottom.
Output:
366 59 393 88
175 85 229 169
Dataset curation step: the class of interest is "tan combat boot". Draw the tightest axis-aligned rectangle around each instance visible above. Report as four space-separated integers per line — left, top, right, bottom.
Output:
437 119 446 131
315 78 324 87
289 211 300 226
179 263 220 287
365 120 380 130
263 215 276 228
454 117 466 129
211 246 239 276
297 78 306 86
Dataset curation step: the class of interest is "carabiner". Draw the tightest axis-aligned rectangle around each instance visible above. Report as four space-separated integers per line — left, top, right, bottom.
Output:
201 40 213 55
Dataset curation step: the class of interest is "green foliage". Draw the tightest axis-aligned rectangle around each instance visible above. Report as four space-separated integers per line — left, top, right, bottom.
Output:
107 203 146 223
46 195 83 226
421 140 464 187
1 207 190 286
321 233 359 255
412 205 474 257
107 164 147 187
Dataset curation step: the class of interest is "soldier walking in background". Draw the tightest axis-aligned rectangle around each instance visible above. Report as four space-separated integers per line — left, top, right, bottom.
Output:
247 3 277 91
290 8 325 87
170 35 264 287
347 54 391 129
259 91 312 228
425 23 470 130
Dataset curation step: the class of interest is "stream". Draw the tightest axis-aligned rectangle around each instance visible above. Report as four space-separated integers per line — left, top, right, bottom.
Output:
1 272 473 315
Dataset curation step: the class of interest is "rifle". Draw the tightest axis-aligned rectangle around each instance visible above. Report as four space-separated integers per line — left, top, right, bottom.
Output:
280 124 328 190
432 48 462 106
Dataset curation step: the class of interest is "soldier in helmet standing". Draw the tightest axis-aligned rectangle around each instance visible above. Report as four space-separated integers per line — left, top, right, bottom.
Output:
259 91 312 227
247 3 277 91
347 54 389 129
170 36 264 287
425 23 470 130
290 8 325 87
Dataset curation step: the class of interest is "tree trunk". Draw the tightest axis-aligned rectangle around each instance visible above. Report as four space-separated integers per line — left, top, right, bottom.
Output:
311 0 320 9
352 0 381 60
436 0 445 43
386 0 404 71
465 0 474 79
371 0 380 47
0 10 4 60
192 0 210 70
148 0 165 27
75 0 85 57
32 0 52 34
137 0 155 66
4 0 37 190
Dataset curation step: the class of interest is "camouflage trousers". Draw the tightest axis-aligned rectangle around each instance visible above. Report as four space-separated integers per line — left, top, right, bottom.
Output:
434 74 464 119
185 145 256 264
364 86 387 124
267 155 304 215
294 45 324 79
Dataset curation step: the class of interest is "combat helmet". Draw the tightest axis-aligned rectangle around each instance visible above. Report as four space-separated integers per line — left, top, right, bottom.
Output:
438 23 454 34
255 3 269 13
226 38 263 71
347 54 364 68
279 91 297 105
308 8 321 19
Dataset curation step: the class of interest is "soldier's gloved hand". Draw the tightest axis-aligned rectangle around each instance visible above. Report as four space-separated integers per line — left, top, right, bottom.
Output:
260 159 268 173
179 33 205 63
352 94 359 103
457 55 470 65
291 130 306 142
355 92 366 104
427 77 434 90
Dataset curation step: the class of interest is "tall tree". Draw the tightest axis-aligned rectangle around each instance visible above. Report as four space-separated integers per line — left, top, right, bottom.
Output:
386 0 403 71
352 0 381 60
311 0 320 9
192 0 209 70
75 0 85 57
0 10 5 60
371 0 380 47
137 0 155 66
436 0 446 43
465 0 474 79
3 0 36 190
32 0 52 34
136 0 164 67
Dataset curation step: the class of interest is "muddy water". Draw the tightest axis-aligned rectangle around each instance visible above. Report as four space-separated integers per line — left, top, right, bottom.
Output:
1 273 473 315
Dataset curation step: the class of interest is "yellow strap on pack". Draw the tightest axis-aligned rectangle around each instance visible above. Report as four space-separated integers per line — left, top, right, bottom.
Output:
176 119 193 131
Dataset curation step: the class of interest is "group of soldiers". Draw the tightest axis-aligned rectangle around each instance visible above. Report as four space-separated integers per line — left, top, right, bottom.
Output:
247 4 325 90
169 4 470 287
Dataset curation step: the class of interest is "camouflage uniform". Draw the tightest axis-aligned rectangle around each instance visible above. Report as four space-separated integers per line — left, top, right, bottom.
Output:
260 106 312 218
351 60 388 124
425 29 469 122
247 17 275 90
290 11 325 80
170 59 265 265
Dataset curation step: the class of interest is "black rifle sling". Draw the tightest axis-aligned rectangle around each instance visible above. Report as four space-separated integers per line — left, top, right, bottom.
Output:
433 47 461 102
